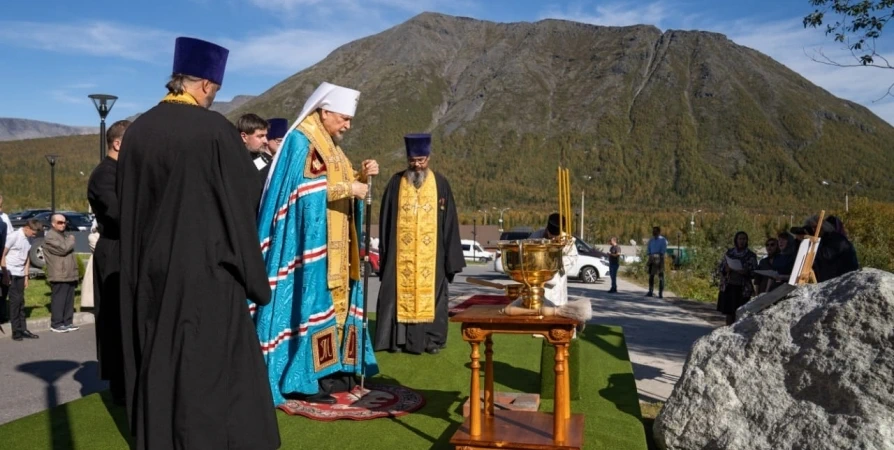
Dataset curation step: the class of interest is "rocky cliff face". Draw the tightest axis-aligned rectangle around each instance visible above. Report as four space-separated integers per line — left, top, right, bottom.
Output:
654 269 894 450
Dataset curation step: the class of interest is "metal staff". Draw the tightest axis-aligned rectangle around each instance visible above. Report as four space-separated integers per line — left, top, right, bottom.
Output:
360 175 374 392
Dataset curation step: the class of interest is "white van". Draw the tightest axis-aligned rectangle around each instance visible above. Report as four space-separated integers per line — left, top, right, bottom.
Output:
461 239 495 262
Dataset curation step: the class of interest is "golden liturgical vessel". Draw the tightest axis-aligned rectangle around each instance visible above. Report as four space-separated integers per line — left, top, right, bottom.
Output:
497 238 566 310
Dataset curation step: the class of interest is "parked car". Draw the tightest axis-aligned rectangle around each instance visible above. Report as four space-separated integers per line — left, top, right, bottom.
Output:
8 209 52 229
498 227 534 241
462 239 495 262
359 244 380 275
665 247 692 268
494 236 608 284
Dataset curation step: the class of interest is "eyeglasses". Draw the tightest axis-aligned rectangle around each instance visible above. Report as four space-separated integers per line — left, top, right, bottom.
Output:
54 221 67 225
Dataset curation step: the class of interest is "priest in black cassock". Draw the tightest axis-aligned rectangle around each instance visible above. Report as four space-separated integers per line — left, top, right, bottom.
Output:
116 36 280 450
374 134 465 355
87 118 130 405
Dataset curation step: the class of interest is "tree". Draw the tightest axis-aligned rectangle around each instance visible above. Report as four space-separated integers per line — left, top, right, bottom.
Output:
804 1 894 75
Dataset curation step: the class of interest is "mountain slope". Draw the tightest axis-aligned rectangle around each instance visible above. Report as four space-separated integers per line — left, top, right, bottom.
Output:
229 12 894 211
0 118 97 141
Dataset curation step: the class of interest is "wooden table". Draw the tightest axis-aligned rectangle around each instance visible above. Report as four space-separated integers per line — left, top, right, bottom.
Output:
449 305 584 450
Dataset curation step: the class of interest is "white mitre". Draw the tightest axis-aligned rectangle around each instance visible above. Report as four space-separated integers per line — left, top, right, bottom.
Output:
262 82 361 196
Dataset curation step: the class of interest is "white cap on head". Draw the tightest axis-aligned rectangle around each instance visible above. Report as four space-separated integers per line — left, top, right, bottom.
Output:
292 82 360 128
262 81 361 201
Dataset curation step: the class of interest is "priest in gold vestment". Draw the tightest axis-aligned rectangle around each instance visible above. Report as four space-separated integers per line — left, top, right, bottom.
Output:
374 134 465 355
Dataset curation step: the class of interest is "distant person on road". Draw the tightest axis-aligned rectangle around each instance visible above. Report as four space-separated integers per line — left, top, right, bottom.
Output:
529 213 578 306
43 214 80 333
1 219 41 341
116 36 280 449
646 226 667 298
716 231 757 325
608 236 621 293
87 118 130 404
374 133 466 355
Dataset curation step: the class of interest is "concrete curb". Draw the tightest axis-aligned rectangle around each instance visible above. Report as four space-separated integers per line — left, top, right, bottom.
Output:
0 311 95 338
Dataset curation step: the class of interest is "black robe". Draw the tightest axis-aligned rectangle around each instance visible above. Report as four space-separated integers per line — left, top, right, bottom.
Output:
86 156 125 400
117 102 280 450
374 170 465 354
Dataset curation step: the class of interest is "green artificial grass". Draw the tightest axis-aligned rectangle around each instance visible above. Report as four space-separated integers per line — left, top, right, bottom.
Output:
540 338 582 400
1 321 646 450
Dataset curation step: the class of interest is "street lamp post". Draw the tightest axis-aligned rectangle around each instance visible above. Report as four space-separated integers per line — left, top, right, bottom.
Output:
580 190 585 241
478 209 489 225
494 207 511 232
683 209 702 233
822 180 860 212
88 94 118 163
45 155 59 214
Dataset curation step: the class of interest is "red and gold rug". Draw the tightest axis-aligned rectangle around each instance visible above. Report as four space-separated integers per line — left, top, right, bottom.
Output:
278 384 425 421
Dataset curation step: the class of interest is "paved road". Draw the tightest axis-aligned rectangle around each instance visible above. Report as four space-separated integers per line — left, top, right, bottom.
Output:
0 262 720 425
464 265 719 403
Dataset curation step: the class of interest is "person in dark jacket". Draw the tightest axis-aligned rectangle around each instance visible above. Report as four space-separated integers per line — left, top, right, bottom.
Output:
87 118 130 403
43 214 80 333
791 215 859 283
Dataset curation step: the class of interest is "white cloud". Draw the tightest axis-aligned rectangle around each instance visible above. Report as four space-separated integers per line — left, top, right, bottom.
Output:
248 0 468 13
722 17 894 123
0 20 174 63
540 0 675 29
221 29 365 75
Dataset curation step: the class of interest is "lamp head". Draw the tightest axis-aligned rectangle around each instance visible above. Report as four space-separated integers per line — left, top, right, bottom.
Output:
88 94 118 119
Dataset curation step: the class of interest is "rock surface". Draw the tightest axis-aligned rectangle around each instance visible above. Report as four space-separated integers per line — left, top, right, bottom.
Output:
654 269 894 450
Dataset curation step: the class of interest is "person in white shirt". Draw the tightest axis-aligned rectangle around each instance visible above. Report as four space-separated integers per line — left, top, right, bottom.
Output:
1 219 42 340
529 213 578 307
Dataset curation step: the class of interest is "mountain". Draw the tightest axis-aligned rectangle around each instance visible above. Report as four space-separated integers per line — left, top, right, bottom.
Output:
2 13 893 218
229 12 894 211
0 118 97 141
125 94 256 121
211 94 256 115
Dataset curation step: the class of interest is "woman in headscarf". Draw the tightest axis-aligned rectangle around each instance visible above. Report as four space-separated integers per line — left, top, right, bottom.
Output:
773 231 797 279
716 231 758 325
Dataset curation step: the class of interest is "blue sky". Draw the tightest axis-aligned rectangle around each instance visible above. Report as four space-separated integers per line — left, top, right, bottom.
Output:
2 0 893 125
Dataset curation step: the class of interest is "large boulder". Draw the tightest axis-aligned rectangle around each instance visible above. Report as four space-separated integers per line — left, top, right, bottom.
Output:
654 269 894 450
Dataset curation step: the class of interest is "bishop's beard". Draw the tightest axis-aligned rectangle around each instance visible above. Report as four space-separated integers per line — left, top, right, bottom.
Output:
405 169 427 189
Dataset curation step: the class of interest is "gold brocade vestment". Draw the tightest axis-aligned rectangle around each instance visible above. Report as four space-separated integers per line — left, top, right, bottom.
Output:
395 170 438 323
297 112 361 326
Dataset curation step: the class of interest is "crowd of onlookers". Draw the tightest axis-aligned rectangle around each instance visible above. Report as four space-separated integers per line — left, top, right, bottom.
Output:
714 214 859 325
1 193 84 340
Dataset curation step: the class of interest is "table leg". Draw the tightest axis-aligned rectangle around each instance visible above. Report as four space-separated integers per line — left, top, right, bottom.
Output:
485 335 494 417
563 344 571 419
470 341 482 437
553 342 567 443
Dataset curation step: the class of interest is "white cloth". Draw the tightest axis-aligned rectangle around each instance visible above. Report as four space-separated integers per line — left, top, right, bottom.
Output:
528 228 579 307
263 81 361 199
3 229 32 277
80 232 100 308
0 212 12 234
